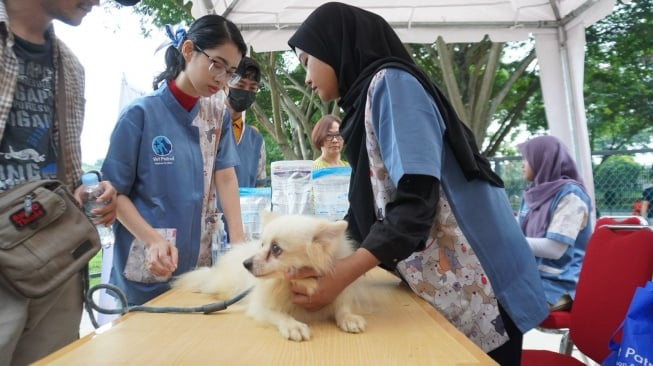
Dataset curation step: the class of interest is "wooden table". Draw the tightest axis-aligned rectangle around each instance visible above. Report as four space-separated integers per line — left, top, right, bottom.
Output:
36 268 498 365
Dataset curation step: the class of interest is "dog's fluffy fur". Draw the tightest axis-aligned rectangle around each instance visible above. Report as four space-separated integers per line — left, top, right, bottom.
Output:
172 212 366 341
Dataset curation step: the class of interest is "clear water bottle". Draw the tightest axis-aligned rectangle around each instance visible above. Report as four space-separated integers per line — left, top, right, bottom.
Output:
81 173 115 249
211 213 229 265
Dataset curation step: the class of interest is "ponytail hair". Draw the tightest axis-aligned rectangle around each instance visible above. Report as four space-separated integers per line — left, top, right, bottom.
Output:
152 15 248 90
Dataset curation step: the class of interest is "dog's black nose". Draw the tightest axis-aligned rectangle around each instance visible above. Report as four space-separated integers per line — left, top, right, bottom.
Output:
243 258 253 271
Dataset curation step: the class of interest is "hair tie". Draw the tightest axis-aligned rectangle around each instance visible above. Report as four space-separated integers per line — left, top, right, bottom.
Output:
155 24 187 54
166 25 187 48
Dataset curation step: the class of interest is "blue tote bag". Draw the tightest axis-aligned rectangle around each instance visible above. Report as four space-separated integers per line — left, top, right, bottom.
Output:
602 281 653 366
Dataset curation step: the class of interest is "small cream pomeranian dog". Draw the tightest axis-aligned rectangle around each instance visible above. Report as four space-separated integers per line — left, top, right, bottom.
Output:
172 212 366 341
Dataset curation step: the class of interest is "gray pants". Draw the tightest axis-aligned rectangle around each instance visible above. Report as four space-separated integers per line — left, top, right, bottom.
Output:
0 272 83 366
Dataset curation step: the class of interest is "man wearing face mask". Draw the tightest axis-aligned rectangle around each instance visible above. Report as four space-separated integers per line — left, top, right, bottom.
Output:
226 56 266 188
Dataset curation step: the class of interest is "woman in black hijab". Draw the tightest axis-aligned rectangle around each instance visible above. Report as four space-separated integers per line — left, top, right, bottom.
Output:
288 3 547 364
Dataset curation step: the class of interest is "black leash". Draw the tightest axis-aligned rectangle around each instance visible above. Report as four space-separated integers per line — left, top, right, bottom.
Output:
84 283 252 329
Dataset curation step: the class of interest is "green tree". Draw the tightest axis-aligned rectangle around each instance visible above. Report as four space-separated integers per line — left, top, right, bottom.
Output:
109 0 193 34
517 1 653 153
584 1 653 152
125 2 650 161
408 39 539 156
593 155 643 211
247 51 335 161
124 4 541 160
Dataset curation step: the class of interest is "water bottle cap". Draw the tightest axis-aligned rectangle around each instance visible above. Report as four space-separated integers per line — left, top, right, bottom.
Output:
81 173 100 186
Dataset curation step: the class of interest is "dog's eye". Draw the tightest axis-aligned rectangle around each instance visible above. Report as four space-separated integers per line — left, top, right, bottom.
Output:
271 242 283 257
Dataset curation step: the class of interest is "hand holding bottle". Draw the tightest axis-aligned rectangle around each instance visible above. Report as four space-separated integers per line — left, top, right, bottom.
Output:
75 177 117 226
80 173 115 249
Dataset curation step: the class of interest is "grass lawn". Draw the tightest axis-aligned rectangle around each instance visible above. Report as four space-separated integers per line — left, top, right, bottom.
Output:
88 251 103 287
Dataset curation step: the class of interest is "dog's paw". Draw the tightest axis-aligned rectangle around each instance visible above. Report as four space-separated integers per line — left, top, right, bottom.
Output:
337 313 366 334
278 320 312 341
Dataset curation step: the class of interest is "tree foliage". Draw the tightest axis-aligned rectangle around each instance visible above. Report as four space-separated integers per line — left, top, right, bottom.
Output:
126 2 650 161
517 1 653 153
111 0 193 35
408 38 539 156
593 155 644 211
584 1 653 151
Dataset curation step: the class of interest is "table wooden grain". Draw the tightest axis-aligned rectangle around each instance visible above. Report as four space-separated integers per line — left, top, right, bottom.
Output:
35 268 498 366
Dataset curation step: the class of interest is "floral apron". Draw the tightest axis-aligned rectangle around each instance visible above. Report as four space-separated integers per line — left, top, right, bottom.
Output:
193 91 227 267
363 97 508 352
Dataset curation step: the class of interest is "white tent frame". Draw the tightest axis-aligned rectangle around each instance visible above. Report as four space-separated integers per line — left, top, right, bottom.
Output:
189 0 620 208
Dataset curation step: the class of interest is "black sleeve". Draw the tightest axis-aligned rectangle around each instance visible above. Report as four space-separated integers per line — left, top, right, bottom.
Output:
360 174 439 270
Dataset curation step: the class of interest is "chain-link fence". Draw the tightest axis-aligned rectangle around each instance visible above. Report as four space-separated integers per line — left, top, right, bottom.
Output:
489 148 653 216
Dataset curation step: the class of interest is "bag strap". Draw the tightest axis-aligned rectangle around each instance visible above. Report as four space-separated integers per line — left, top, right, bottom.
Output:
54 56 67 183
54 42 93 304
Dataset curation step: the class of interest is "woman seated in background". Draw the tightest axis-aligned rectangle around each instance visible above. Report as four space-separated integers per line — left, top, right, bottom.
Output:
518 135 592 311
311 114 348 169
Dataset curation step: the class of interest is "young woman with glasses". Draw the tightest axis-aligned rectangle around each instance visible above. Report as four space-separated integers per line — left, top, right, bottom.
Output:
311 114 349 170
101 15 247 305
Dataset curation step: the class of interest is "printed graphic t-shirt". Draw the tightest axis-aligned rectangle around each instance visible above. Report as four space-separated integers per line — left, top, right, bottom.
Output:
0 34 56 192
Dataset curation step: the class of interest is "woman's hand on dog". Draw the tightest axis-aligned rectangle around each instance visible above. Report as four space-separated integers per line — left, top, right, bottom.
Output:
287 267 342 311
287 249 380 311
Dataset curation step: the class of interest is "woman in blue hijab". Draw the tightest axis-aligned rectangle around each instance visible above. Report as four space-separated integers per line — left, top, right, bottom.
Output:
518 135 592 311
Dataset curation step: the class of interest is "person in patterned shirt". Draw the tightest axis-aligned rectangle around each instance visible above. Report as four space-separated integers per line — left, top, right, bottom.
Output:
0 0 132 364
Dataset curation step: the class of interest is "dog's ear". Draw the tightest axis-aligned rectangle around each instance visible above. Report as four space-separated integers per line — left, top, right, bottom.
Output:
312 220 348 245
260 210 278 226
306 220 349 271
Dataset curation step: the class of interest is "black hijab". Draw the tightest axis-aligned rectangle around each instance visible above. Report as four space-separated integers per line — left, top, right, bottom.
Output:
289 2 503 241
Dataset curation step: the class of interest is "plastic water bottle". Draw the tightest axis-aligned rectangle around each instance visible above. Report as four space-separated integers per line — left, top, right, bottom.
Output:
81 173 115 249
211 213 229 265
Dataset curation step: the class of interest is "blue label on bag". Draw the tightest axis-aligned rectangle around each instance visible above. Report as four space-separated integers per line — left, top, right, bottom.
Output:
622 347 649 365
10 202 46 229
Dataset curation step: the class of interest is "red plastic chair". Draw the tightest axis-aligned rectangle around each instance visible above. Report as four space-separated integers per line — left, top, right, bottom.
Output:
522 224 653 365
595 215 648 227
534 215 650 355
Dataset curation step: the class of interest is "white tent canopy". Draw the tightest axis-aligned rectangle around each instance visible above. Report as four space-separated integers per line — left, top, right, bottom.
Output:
190 0 620 206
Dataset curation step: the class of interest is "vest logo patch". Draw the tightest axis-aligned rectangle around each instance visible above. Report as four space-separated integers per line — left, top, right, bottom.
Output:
151 136 175 165
152 136 173 156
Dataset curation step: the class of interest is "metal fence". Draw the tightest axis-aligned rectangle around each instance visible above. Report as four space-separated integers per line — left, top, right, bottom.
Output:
489 148 653 216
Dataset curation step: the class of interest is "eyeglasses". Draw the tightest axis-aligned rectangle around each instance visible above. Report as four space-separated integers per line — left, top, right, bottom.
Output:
324 133 342 142
194 46 241 85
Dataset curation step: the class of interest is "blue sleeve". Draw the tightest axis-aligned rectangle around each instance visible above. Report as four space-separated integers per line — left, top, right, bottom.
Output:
215 111 240 170
101 104 145 195
545 185 591 245
369 68 444 186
